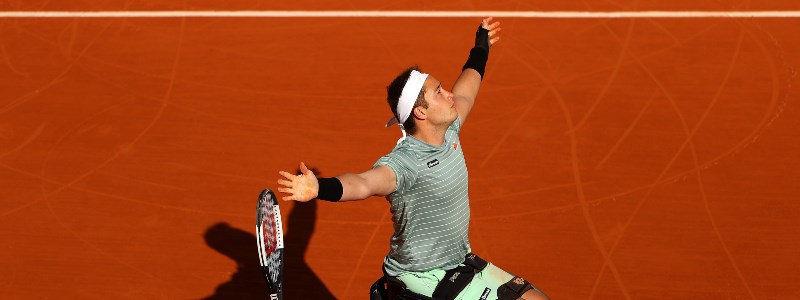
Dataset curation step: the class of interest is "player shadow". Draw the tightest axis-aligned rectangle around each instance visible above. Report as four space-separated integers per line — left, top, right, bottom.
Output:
201 195 335 299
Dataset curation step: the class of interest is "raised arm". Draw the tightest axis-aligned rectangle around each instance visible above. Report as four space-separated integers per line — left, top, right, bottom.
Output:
277 162 396 202
452 17 501 124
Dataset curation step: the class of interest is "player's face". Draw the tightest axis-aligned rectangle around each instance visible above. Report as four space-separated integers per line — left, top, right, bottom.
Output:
422 76 456 126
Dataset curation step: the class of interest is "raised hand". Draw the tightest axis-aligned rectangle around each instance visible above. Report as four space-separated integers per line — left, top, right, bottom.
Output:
478 17 501 49
277 162 318 202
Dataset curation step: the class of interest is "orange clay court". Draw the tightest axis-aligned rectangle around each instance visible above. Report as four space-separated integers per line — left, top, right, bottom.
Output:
2 1 800 299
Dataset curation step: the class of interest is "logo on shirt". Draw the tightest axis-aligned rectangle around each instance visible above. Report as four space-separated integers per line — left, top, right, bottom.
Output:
479 288 491 300
427 159 439 168
453 142 458 150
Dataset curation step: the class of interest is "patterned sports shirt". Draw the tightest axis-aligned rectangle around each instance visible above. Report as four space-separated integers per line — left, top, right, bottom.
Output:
374 117 471 277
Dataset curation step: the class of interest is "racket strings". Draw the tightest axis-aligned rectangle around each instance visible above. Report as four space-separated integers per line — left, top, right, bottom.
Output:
261 201 277 255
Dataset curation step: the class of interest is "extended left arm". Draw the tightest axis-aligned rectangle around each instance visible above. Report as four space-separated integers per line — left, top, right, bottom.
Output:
452 17 502 124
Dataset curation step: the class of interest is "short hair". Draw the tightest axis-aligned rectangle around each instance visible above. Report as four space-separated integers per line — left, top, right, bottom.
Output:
386 66 428 135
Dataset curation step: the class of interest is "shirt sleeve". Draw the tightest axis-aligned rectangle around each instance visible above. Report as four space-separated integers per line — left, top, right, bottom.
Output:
373 151 417 195
449 116 462 133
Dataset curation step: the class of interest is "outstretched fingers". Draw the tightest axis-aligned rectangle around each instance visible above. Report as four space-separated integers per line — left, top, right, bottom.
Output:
279 170 296 180
485 21 501 31
482 17 501 46
277 171 298 201
277 178 292 188
277 187 292 200
481 17 493 28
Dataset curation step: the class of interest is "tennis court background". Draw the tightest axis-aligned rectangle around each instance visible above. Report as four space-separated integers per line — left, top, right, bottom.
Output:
2 1 800 299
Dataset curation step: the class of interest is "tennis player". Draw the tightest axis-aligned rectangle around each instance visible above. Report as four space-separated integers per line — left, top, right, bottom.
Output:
278 18 549 300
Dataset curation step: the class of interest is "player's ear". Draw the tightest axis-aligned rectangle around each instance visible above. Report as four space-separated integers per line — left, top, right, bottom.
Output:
412 106 427 120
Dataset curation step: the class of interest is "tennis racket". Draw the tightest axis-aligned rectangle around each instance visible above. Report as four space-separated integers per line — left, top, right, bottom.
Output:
256 189 285 300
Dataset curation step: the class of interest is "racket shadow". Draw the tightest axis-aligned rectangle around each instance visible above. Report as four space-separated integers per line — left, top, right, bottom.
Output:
202 200 335 299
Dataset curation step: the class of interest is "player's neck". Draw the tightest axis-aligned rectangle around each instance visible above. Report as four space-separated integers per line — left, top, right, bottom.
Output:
411 125 447 147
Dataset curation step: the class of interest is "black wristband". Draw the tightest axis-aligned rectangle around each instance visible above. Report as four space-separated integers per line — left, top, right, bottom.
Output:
474 25 491 52
316 177 343 202
462 46 489 79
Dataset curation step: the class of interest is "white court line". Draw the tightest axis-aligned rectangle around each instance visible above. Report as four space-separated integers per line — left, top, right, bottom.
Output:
1 10 800 18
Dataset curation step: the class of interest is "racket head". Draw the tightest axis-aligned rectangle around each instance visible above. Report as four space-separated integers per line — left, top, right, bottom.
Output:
256 189 284 299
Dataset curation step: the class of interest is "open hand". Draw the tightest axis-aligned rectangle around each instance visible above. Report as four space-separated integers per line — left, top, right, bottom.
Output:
277 162 318 202
482 17 501 47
